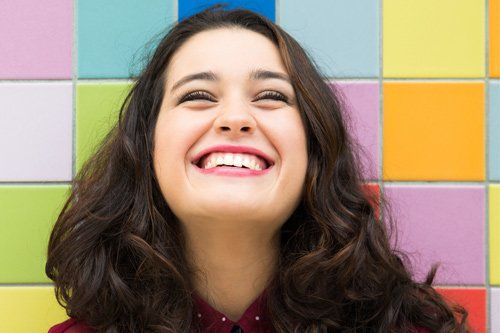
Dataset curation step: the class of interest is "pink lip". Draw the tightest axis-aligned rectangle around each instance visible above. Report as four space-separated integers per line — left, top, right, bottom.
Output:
193 164 274 177
191 144 275 167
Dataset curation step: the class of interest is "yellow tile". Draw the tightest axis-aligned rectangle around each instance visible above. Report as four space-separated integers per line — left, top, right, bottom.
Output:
491 185 500 285
0 286 68 332
491 0 500 77
383 0 485 78
383 82 485 180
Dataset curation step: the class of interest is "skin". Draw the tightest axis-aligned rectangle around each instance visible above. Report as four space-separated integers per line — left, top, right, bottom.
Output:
153 27 308 321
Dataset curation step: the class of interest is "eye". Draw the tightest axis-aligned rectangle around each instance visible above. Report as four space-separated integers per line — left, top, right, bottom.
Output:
178 91 216 103
255 91 289 103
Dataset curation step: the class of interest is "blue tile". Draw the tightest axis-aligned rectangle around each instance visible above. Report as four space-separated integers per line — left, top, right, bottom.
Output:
279 0 379 78
78 0 175 78
490 81 500 180
179 0 275 22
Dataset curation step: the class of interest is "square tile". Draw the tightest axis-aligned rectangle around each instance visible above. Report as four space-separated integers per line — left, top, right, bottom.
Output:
0 287 67 332
179 0 275 22
490 81 500 180
384 185 485 285
491 185 500 285
383 0 484 78
334 81 379 180
383 82 484 181
0 0 72 79
0 186 70 283
490 0 500 77
363 183 380 220
436 288 486 333
0 83 72 181
78 0 175 78
279 0 379 78
492 288 500 332
76 83 132 172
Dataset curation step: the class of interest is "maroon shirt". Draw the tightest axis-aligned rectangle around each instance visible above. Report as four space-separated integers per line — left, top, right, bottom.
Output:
48 289 273 333
48 289 430 333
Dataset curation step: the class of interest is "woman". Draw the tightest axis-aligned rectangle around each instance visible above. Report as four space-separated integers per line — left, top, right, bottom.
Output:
47 5 470 333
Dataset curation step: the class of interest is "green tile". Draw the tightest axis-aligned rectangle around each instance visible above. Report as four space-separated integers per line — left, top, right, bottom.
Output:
0 186 71 283
76 82 132 171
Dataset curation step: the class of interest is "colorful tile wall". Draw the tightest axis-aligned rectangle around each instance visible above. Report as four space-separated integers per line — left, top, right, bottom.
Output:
383 82 485 181
0 287 68 332
0 0 73 79
491 185 500 285
0 83 73 181
179 0 275 22
0 186 70 283
384 185 485 285
0 0 495 331
78 0 175 78
491 81 500 180
383 0 484 78
279 0 379 78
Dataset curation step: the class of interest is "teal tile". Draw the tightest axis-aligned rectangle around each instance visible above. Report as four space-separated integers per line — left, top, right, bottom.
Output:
279 0 379 78
491 81 500 180
78 0 175 78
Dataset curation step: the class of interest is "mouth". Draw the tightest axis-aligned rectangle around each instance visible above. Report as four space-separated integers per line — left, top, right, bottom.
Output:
190 145 275 171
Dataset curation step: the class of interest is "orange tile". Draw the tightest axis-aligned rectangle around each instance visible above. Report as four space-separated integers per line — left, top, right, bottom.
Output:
383 82 485 181
436 288 486 333
491 0 500 77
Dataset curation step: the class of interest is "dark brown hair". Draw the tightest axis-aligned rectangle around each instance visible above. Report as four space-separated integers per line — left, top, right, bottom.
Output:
46 4 471 332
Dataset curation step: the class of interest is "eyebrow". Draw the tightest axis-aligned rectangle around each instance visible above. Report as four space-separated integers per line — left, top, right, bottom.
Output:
170 69 292 92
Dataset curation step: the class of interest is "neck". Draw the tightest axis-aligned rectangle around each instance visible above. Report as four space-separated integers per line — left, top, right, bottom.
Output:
184 220 280 321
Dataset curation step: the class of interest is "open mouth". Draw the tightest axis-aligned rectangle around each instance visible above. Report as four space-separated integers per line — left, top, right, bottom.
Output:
192 152 274 171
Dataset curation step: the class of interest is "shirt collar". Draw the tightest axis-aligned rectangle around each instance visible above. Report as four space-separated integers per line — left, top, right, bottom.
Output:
192 288 274 333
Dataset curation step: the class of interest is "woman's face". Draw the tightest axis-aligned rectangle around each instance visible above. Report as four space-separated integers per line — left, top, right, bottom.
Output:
153 28 308 235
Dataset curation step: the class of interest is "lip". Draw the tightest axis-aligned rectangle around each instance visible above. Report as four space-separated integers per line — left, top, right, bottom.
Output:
191 144 275 168
192 164 274 177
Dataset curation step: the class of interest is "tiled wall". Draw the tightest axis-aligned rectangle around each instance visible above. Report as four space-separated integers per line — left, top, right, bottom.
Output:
0 1 497 332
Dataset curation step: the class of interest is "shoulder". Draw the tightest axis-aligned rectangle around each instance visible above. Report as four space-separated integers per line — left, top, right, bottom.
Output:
48 318 97 333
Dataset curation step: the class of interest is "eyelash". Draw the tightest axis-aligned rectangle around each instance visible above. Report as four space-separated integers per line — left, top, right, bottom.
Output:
178 90 289 104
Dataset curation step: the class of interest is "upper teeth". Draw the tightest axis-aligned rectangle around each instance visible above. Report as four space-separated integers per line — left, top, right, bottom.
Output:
201 152 266 171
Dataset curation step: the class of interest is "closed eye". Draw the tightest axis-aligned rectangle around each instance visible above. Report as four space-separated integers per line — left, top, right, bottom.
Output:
178 90 290 104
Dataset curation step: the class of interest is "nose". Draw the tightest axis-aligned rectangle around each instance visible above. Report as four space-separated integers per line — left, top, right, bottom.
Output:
213 98 256 138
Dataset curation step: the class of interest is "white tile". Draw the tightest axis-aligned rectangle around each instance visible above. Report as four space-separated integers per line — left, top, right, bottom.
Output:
0 82 72 181
492 288 500 332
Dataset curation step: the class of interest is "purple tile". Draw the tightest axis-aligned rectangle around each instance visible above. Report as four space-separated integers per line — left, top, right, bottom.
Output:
0 0 73 79
0 83 73 181
332 81 379 180
384 185 485 285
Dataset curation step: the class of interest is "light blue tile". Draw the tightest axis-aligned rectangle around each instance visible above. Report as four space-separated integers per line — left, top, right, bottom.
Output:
179 0 275 22
279 0 379 78
78 0 175 78
490 81 500 180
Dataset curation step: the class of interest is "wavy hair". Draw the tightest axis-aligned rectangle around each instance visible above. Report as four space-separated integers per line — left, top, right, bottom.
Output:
46 4 471 332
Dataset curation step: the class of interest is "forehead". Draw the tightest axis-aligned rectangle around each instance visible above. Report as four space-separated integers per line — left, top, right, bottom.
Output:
165 28 286 88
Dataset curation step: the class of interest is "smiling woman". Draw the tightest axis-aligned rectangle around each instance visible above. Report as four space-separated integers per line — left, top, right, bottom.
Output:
46 4 470 333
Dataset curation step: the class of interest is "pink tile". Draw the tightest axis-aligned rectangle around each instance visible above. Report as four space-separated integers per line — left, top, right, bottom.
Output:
384 185 485 285
332 81 379 180
0 0 73 79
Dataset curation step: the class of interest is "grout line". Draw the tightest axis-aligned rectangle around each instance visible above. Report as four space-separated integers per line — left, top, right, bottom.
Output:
378 0 384 220
72 0 78 180
275 0 279 24
485 0 491 331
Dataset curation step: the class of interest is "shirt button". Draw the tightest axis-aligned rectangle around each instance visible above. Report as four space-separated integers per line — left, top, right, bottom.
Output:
255 316 260 320
222 317 226 321
197 313 202 318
